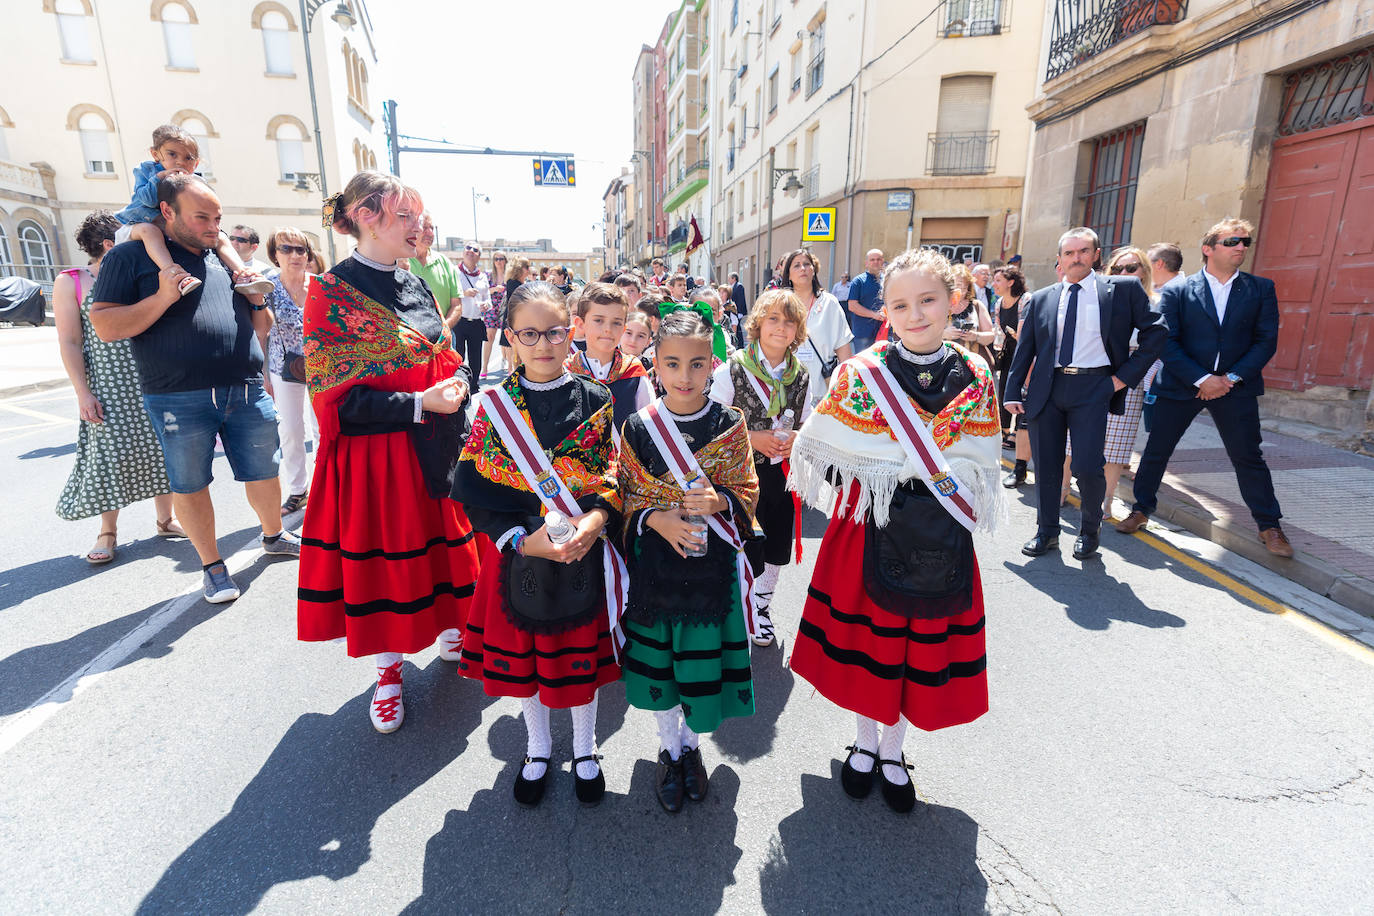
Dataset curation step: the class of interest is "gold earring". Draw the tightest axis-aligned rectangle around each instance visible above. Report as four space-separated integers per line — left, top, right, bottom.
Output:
369 228 377 240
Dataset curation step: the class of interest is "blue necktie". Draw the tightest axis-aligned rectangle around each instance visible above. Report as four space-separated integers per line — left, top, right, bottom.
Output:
1058 283 1081 367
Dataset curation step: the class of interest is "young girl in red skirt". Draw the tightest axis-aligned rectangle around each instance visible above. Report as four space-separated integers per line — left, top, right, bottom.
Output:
787 248 1003 812
451 281 623 807
298 170 480 734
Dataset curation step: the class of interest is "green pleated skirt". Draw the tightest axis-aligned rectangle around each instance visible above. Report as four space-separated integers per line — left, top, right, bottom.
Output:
621 602 755 734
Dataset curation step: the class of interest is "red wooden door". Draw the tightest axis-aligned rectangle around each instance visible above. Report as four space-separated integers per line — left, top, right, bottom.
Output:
1253 119 1374 391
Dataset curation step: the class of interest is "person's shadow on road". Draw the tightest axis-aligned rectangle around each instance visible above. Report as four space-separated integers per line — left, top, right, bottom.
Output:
401 714 744 915
713 639 794 763
136 659 495 916
1002 542 1186 631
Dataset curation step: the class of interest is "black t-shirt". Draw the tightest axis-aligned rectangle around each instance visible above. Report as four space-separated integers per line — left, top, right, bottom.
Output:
91 238 263 394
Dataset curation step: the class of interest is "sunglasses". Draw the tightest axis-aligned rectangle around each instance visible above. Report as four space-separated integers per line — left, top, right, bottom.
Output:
464 246 482 254
1219 236 1252 248
277 243 309 256
228 236 254 245
1111 262 1141 273
509 326 572 346
494 257 507 262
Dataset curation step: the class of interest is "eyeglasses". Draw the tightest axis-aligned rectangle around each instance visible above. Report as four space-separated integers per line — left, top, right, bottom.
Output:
509 326 572 346
1219 236 1253 248
277 243 309 256
229 236 253 245
1112 262 1141 274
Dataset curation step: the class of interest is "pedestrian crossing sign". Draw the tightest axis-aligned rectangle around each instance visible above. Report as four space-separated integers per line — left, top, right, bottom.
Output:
533 157 576 187
802 206 836 242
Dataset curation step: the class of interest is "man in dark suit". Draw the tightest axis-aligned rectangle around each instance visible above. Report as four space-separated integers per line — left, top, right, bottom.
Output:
1005 227 1166 560
1115 218 1292 557
729 270 748 314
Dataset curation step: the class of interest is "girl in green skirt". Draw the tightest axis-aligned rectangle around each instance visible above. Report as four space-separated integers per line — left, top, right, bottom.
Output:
616 308 761 813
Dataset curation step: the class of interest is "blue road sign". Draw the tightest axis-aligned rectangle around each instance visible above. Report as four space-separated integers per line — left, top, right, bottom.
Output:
533 157 576 187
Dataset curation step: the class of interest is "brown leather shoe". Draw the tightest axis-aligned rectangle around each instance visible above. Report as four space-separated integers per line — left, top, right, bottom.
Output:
1260 528 1294 558
1114 510 1149 534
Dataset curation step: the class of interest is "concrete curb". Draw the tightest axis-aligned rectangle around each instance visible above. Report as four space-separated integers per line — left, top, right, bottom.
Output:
0 377 72 401
1123 477 1374 621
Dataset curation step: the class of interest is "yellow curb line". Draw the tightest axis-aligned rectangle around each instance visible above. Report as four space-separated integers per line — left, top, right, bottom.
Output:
1000 457 1374 662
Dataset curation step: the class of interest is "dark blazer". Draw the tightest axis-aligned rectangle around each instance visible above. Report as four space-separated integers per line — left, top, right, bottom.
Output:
1152 270 1279 400
1003 274 1166 418
730 281 748 314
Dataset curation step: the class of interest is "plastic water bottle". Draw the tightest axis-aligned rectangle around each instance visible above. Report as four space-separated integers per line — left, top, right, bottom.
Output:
772 408 796 465
683 480 709 558
544 511 575 546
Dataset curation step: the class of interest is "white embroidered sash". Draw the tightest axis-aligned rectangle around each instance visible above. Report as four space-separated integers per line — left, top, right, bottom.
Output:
640 400 760 640
852 351 978 532
481 384 629 655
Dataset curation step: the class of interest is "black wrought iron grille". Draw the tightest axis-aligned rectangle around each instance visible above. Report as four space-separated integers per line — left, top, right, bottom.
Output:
1277 46 1374 136
927 131 1000 176
1081 122 1145 253
1046 0 1188 80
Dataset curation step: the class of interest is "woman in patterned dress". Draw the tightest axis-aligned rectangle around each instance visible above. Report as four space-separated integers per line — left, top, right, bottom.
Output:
264 227 322 515
55 210 181 564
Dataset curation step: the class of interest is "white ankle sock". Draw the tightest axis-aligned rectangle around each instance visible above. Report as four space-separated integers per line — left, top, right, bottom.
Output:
520 696 551 780
655 707 683 760
851 714 880 773
571 694 600 779
374 652 403 701
680 718 700 752
879 717 910 785
754 563 781 613
436 628 463 655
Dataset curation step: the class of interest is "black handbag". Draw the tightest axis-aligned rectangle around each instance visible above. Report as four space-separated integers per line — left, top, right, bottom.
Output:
502 539 604 634
808 339 839 380
281 350 307 385
862 483 974 619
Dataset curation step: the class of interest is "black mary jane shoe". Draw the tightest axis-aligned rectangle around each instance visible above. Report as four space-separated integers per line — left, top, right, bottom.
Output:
572 754 605 805
513 756 551 807
840 745 879 799
1073 531 1100 560
1021 533 1060 557
680 745 709 802
877 755 917 814
656 749 686 813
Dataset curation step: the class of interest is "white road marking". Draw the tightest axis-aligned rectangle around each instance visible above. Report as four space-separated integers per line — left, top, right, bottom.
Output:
0 533 267 758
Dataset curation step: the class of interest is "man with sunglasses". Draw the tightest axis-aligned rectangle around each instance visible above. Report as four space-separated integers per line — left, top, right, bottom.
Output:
1117 218 1292 558
228 225 276 279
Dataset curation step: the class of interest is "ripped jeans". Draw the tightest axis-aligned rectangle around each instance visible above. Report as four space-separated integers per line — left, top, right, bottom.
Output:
142 382 281 494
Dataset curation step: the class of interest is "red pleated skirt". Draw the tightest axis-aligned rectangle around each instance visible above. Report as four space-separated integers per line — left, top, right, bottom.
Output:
789 490 989 730
297 431 480 657
459 540 621 709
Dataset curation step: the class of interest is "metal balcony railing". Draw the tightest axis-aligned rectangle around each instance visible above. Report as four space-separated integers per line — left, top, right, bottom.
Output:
805 50 824 98
942 0 1010 37
665 159 710 199
1046 0 1188 80
799 164 820 204
668 222 690 249
926 131 999 176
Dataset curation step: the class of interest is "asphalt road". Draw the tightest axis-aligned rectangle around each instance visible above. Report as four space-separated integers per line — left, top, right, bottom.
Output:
1 388 1372 915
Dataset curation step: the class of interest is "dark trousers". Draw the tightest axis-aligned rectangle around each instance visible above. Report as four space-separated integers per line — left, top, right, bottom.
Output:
1028 372 1114 536
1130 392 1283 530
454 317 487 377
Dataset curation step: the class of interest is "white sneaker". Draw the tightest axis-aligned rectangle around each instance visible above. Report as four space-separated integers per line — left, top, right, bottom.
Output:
370 662 404 733
436 628 463 662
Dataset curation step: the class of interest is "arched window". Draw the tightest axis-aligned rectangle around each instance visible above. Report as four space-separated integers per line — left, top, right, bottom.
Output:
180 116 212 177
272 119 306 181
342 40 356 102
19 221 55 283
351 137 362 172
0 224 13 273
159 2 196 69
78 111 115 175
357 60 369 108
54 0 95 63
260 10 293 74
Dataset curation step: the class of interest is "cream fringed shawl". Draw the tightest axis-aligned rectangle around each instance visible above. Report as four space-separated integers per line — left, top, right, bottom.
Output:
786 341 1006 533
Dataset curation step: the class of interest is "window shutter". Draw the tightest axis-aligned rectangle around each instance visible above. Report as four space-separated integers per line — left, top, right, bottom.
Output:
936 76 993 134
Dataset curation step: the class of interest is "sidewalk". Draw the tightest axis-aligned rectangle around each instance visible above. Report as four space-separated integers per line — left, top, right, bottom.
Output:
0 327 69 398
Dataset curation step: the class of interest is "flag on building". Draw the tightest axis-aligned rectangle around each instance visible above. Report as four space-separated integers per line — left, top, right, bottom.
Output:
686 215 704 254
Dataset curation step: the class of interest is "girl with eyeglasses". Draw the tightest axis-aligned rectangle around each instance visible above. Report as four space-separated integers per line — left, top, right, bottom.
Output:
451 280 623 807
298 171 481 735
1060 246 1164 515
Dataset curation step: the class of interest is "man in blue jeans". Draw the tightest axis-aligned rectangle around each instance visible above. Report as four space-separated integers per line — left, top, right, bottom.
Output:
91 173 300 603
846 248 886 351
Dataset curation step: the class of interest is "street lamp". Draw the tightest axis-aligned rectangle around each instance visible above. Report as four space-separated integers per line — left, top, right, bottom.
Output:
298 0 356 264
471 188 489 244
765 146 804 288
